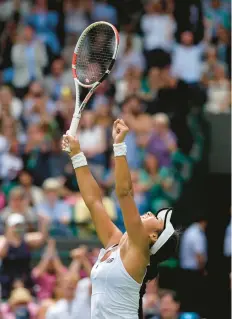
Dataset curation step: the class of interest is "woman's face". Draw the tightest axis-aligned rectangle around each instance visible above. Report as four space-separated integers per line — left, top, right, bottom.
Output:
141 212 164 243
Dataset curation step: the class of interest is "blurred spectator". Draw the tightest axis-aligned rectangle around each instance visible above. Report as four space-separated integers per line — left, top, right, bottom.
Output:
150 290 200 319
171 31 204 85
179 217 208 316
0 213 48 298
74 187 117 226
25 0 60 58
78 111 107 176
0 138 23 183
92 0 117 25
18 170 45 206
23 82 55 126
174 0 204 44
36 178 72 236
147 113 177 169
204 0 230 41
118 20 143 57
205 63 230 114
0 86 23 119
215 25 231 75
113 33 145 80
0 187 37 227
64 0 90 35
141 0 176 52
1 287 39 319
143 279 160 318
45 273 79 319
32 239 67 301
44 58 73 101
11 25 48 98
201 45 227 86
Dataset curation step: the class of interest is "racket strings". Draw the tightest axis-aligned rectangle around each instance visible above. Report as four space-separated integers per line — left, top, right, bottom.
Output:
76 24 115 85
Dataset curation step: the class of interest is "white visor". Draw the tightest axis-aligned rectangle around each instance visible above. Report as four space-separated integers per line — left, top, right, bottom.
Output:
150 208 175 255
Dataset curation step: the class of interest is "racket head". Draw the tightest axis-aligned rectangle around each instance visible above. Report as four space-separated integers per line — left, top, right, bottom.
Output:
72 21 119 88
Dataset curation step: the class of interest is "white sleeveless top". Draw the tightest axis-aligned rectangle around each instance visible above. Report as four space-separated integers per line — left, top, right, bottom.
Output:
90 245 142 319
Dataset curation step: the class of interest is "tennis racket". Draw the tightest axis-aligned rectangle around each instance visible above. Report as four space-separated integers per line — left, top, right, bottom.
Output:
63 21 119 152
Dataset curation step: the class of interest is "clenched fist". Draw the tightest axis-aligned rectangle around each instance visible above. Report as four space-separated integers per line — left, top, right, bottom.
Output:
112 119 129 144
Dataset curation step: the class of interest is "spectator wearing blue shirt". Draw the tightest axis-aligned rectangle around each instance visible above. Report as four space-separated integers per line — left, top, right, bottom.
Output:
92 0 117 25
36 178 72 237
25 0 60 57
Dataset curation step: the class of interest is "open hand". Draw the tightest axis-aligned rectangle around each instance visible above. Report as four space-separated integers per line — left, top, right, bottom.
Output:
112 119 129 144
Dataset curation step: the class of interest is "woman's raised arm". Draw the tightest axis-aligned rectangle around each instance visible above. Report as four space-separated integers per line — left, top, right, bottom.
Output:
62 134 122 248
113 120 149 254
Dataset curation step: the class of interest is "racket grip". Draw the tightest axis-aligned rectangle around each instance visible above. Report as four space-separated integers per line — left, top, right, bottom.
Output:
62 115 80 153
69 115 81 137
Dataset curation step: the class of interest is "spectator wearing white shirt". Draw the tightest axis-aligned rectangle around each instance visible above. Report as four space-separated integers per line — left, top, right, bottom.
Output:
179 216 208 317
141 0 176 52
171 31 204 84
113 33 146 81
36 178 72 237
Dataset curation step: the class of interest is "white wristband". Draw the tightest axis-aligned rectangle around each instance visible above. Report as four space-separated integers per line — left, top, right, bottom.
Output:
71 152 88 169
113 142 127 157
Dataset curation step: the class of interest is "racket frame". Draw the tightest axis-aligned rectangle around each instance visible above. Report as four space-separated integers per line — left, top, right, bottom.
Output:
68 21 119 138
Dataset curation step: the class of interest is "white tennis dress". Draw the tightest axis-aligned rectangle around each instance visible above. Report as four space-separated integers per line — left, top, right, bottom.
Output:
90 245 142 319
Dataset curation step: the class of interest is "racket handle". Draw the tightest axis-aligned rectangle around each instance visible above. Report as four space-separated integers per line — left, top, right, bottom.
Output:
62 115 80 153
69 115 81 137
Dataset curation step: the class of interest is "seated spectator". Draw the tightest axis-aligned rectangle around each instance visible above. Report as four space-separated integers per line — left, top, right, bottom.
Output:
141 0 176 52
1 187 37 227
179 216 208 316
147 113 177 168
36 178 72 237
0 86 23 120
201 45 227 86
0 139 23 183
48 137 70 179
74 188 117 227
151 290 200 319
18 170 45 206
92 0 117 25
25 0 60 57
0 213 48 298
23 82 56 127
45 273 79 319
216 25 231 73
55 87 75 133
113 33 145 80
1 287 39 319
65 0 89 35
44 58 74 101
118 20 143 57
204 0 230 41
11 25 48 98
32 239 67 301
171 31 204 85
205 64 230 113
143 279 160 318
78 111 107 176
115 67 143 104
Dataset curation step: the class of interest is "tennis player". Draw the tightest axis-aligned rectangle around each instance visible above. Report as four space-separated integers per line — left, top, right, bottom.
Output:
62 119 178 319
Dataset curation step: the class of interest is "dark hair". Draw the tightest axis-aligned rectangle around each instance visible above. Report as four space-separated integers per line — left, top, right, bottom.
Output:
138 231 179 319
159 289 180 303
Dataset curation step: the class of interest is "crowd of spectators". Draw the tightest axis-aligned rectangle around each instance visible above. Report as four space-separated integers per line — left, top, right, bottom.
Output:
0 0 231 318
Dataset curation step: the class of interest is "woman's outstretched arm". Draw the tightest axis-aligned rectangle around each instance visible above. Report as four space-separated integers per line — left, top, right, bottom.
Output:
113 120 149 254
62 134 122 248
